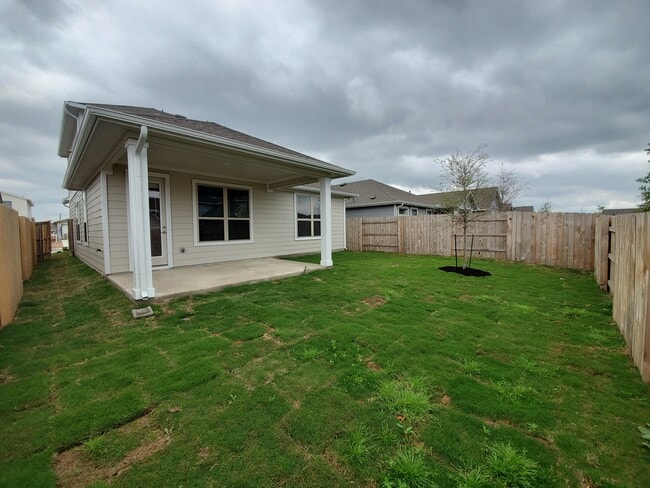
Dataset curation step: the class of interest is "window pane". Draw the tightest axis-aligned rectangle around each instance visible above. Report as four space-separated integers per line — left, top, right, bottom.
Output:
398 207 408 215
297 220 311 237
198 185 223 217
228 189 249 218
296 195 311 219
228 220 250 240
313 220 321 237
411 208 418 216
199 219 224 241
150 228 162 256
312 198 320 218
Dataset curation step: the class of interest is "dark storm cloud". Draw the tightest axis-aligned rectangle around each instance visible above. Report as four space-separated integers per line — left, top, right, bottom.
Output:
0 0 648 218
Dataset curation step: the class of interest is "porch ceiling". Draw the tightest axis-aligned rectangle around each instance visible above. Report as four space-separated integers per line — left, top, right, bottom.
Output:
64 115 348 191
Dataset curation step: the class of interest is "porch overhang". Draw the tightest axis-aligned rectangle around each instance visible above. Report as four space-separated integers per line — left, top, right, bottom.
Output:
59 103 354 191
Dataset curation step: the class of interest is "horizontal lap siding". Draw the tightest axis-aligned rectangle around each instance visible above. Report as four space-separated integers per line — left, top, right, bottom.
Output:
73 174 104 274
108 165 129 273
168 171 346 267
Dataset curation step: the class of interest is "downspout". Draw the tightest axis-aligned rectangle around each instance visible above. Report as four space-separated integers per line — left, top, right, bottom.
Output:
136 125 148 154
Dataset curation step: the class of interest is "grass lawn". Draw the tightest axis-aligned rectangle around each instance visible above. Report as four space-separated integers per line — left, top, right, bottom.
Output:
1 251 649 487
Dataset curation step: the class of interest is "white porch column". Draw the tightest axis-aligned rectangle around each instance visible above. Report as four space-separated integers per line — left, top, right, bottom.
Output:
125 129 155 299
319 177 333 267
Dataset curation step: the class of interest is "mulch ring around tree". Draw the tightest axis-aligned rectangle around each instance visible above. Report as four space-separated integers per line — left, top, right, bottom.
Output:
438 266 491 277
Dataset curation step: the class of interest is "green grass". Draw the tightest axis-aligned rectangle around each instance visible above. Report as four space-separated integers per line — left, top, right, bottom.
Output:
1 251 649 487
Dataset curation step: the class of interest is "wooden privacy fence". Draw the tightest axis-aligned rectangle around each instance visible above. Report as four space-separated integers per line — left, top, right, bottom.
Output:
347 212 595 270
594 213 650 381
0 206 45 328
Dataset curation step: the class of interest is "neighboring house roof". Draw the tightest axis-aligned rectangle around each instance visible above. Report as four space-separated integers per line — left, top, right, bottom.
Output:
0 190 34 208
602 208 643 215
332 179 435 209
332 179 503 212
417 186 503 211
59 102 355 190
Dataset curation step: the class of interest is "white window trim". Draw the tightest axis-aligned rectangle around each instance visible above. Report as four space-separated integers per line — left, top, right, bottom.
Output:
81 190 88 246
294 193 321 240
192 179 254 247
72 191 88 246
73 198 81 243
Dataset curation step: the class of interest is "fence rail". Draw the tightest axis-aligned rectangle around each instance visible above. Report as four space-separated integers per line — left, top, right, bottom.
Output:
347 212 595 270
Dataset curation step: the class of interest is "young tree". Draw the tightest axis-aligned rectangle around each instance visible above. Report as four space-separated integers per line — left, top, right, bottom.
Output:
637 143 650 211
540 198 552 213
494 163 529 208
436 143 490 269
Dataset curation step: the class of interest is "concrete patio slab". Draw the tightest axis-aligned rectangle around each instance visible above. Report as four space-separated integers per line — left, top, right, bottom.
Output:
108 258 323 302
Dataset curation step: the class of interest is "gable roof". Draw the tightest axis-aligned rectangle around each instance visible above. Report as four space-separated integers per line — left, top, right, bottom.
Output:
417 186 502 211
0 190 33 208
59 102 355 189
83 104 327 164
332 179 434 209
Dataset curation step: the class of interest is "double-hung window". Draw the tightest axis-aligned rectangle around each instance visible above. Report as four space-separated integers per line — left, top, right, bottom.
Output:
195 182 251 243
296 194 320 238
73 192 87 244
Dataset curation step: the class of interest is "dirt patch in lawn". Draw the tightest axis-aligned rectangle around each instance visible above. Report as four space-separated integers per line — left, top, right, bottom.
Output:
0 369 15 383
366 360 382 371
363 295 387 307
54 411 170 488
263 326 283 346
439 266 491 277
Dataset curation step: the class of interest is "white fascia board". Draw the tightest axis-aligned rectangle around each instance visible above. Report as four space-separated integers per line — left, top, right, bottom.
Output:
81 105 355 178
347 200 436 209
289 184 357 198
57 101 88 157
61 108 97 189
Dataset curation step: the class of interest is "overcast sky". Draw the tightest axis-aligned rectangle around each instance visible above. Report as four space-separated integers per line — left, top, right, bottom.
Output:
1 0 649 220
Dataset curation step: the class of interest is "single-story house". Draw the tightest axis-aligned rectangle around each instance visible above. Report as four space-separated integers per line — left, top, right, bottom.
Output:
332 179 439 217
58 102 355 300
0 190 33 218
333 179 505 218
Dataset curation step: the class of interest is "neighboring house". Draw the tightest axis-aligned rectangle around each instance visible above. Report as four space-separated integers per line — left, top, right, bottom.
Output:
333 179 505 218
0 190 33 218
51 219 70 252
333 179 438 218
58 102 355 300
419 186 505 213
512 206 535 212
602 208 643 215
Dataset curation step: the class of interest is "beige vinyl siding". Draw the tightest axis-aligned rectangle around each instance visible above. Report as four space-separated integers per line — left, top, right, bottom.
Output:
167 171 346 268
100 167 347 274
107 165 130 273
72 173 104 274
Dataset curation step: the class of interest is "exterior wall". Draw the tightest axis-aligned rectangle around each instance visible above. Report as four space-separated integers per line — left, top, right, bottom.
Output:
166 170 345 268
0 192 32 218
103 167 347 273
346 205 433 218
346 205 397 218
70 173 104 273
107 165 130 273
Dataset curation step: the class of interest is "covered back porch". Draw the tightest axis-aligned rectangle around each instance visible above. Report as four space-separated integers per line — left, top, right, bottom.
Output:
108 257 323 302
